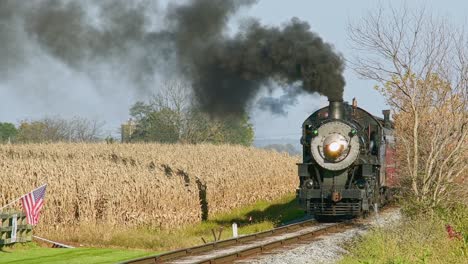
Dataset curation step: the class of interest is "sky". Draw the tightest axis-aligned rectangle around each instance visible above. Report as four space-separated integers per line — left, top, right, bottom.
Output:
246 0 468 140
0 0 466 141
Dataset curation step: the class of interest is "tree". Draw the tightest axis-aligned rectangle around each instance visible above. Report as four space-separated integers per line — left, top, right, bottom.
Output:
68 117 104 142
348 5 467 207
17 117 104 143
131 108 180 143
0 122 17 143
130 80 190 142
17 121 48 143
181 111 254 146
181 110 224 144
129 80 255 145
217 115 254 146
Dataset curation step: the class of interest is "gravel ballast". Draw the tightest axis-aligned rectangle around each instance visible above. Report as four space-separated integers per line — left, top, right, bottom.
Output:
236 208 401 264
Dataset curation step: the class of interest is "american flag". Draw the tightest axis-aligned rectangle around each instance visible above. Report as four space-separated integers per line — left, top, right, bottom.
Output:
21 184 47 225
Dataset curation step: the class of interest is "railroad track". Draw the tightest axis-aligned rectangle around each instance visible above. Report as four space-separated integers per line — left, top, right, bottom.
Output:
121 219 353 264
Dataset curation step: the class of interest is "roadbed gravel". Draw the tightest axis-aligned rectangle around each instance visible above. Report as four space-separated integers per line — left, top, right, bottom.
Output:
236 208 401 264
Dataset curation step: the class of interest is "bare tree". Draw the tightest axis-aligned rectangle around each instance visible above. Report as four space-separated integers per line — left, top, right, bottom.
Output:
67 117 105 142
181 111 225 144
17 116 104 143
348 4 467 206
151 79 193 139
150 79 192 113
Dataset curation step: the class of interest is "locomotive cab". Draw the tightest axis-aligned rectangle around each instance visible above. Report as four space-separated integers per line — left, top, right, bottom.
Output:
297 100 394 218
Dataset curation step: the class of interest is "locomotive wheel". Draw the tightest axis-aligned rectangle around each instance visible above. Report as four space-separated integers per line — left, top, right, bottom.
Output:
362 210 369 218
362 196 374 218
385 188 394 203
380 187 388 206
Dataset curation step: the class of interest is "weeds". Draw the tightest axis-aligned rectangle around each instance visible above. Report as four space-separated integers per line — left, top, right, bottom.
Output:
341 205 468 264
33 193 302 250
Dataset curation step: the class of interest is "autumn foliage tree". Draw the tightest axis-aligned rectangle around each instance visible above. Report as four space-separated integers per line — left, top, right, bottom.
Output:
390 74 467 206
349 6 467 207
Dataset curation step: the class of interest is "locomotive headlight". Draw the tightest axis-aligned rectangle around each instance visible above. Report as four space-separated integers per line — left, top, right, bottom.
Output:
328 142 341 152
310 121 360 170
323 134 348 160
324 142 344 159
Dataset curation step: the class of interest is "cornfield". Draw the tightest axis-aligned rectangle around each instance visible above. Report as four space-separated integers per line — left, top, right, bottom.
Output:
0 143 298 233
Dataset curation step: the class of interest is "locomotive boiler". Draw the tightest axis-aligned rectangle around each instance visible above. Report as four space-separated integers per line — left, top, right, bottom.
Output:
297 99 397 218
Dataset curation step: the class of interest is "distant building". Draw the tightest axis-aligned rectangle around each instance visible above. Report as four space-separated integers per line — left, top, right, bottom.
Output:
121 119 136 143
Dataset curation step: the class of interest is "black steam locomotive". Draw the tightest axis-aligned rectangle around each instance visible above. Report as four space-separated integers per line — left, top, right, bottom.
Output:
297 99 397 218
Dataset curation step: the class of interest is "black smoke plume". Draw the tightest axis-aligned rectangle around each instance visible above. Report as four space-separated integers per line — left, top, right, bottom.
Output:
256 85 304 115
0 0 345 116
169 1 345 115
0 0 165 91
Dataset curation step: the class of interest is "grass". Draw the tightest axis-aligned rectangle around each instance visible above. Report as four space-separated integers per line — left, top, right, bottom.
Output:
0 243 158 264
340 204 468 264
61 193 304 250
0 193 304 263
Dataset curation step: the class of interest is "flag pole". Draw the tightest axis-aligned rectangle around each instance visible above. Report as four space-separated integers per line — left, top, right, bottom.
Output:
33 235 74 248
0 183 47 211
0 195 24 211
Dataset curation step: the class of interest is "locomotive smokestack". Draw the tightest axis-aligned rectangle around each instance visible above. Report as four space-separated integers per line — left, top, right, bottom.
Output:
328 100 344 120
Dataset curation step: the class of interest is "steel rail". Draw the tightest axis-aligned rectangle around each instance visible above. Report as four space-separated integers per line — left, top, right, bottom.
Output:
121 219 352 264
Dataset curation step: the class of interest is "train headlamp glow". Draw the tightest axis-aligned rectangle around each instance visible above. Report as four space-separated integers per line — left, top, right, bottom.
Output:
324 142 344 159
328 142 341 152
323 134 348 160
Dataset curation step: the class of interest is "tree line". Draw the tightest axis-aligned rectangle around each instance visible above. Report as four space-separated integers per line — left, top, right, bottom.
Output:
0 117 104 143
0 81 254 146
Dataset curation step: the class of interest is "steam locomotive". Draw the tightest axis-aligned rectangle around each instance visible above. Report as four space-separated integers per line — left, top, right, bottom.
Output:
297 99 397 218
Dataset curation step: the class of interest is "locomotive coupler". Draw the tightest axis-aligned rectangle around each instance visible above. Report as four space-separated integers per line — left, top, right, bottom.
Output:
331 191 342 202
